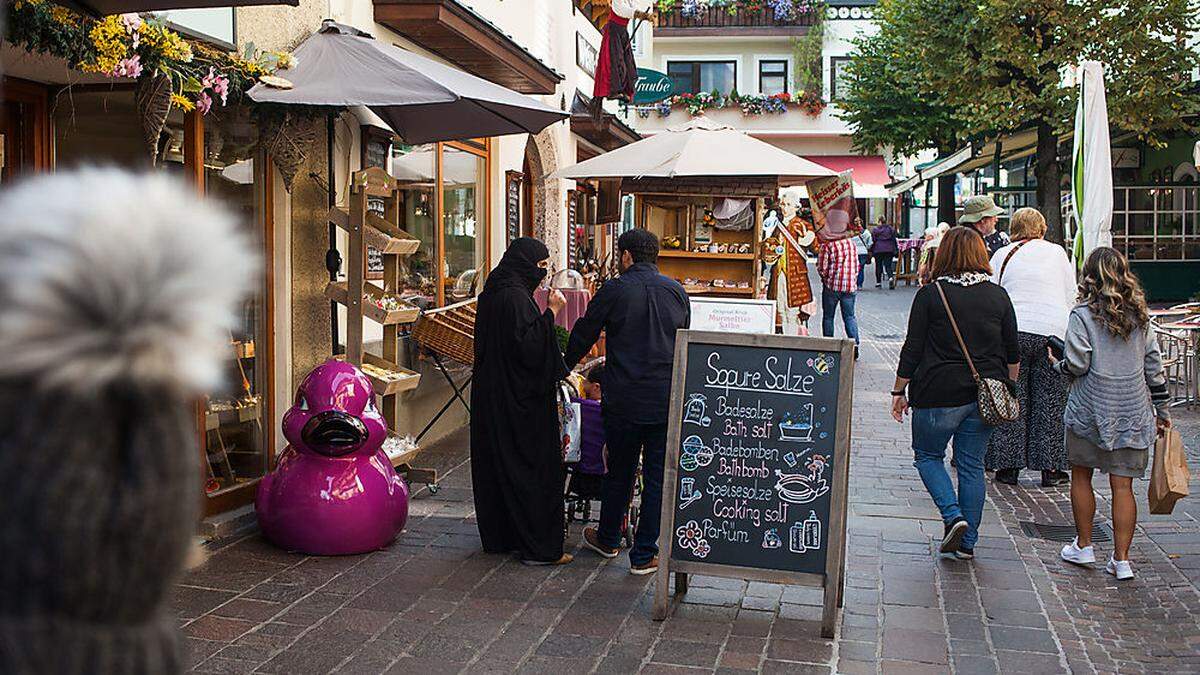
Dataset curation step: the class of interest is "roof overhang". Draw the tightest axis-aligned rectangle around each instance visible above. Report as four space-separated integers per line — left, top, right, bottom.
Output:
886 126 1071 196
373 0 563 94
570 92 641 156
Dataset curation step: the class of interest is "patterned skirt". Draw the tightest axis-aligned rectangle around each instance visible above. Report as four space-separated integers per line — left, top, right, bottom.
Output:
985 332 1070 471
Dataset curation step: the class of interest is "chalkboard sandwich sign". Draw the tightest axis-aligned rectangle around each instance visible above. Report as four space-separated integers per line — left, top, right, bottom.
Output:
653 330 855 638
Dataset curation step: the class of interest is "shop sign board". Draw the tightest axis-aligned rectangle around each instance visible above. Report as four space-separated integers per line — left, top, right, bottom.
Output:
654 331 854 638
634 69 674 105
689 297 774 335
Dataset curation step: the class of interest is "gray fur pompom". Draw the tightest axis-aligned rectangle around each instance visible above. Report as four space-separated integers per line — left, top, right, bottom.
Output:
0 168 258 393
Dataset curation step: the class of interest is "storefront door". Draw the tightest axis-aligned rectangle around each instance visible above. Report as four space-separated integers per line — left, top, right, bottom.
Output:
1 78 50 183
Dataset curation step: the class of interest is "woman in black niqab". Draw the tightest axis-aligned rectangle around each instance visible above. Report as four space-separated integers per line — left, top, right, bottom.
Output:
470 238 572 565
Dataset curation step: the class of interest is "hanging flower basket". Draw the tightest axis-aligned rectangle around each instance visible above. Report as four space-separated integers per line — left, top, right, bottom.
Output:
260 108 317 192
134 72 172 162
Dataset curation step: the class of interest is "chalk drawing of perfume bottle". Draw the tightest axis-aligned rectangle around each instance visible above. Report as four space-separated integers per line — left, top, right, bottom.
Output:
789 521 806 554
803 511 821 551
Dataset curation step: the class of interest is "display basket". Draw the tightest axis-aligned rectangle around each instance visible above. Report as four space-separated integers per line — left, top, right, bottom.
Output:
412 298 477 366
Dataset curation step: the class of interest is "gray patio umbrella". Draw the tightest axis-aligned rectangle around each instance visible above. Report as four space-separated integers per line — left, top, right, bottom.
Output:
52 0 296 17
247 21 567 144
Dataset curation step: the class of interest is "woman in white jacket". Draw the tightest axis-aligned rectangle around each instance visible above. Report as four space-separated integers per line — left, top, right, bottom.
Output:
986 208 1076 487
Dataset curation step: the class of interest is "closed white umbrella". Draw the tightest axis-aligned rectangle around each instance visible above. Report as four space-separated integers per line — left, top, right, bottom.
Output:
552 116 834 185
1071 61 1113 267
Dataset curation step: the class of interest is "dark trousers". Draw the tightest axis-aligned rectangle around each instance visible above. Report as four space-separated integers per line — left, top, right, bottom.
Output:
597 416 666 566
874 252 896 284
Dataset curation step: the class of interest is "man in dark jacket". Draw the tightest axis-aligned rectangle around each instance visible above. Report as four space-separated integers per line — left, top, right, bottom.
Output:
564 228 690 575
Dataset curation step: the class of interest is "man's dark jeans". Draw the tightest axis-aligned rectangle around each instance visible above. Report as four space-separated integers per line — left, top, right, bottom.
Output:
597 416 666 566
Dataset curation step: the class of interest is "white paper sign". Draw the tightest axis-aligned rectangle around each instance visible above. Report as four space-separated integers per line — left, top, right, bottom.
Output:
689 297 775 335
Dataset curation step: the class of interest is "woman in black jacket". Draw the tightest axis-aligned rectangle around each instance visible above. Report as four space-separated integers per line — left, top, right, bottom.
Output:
891 227 1020 561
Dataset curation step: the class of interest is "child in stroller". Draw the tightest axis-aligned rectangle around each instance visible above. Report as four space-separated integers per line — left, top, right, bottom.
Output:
563 365 641 548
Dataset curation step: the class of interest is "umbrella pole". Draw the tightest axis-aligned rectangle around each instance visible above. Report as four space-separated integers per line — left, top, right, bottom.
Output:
326 112 342 355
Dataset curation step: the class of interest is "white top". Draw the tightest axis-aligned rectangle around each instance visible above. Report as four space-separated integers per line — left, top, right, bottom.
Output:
990 239 1076 339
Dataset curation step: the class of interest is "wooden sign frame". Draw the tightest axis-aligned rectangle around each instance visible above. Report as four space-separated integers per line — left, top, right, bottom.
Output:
652 330 855 638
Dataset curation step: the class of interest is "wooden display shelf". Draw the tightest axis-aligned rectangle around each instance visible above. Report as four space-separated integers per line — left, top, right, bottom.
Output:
325 281 420 325
682 285 756 296
660 250 755 261
328 207 421 255
204 400 261 430
358 352 421 396
382 432 421 468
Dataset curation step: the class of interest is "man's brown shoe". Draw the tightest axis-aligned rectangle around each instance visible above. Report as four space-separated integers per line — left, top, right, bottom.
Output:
521 553 574 566
582 526 619 559
630 556 658 575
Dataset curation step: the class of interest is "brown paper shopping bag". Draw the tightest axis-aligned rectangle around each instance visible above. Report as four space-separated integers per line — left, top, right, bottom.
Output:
1149 428 1190 515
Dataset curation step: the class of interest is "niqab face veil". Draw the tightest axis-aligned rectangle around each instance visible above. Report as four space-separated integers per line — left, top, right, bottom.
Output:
488 237 550 294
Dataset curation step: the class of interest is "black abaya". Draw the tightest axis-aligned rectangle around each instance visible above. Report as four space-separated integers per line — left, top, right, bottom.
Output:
470 238 568 562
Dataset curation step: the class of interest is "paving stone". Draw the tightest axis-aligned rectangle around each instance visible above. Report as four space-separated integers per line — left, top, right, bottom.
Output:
881 628 948 665
182 615 256 642
987 626 1058 654
650 638 721 668
766 637 833 664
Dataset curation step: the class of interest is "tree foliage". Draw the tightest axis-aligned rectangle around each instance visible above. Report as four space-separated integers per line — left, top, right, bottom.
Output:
840 0 1200 239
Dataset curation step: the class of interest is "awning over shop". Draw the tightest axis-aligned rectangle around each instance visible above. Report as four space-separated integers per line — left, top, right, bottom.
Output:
373 0 562 94
807 155 891 198
886 126 1071 196
247 21 567 145
570 92 640 159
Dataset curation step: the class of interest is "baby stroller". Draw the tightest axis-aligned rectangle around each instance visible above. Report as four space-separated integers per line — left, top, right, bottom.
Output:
563 397 641 548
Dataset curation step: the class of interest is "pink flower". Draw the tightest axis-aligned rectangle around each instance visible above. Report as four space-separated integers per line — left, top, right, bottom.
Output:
212 74 230 105
201 67 217 89
196 91 213 115
120 13 142 32
110 55 142 79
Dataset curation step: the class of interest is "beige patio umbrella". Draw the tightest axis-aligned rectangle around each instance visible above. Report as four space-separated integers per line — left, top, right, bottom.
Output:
552 115 834 184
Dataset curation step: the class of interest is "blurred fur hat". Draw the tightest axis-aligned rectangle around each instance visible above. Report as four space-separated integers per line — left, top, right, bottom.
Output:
0 168 257 393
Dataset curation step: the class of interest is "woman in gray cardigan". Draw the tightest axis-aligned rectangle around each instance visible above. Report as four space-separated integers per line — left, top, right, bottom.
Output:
1049 247 1170 581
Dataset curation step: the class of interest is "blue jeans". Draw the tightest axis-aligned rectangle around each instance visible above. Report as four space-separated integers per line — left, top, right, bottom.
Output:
598 416 666 566
821 286 860 344
912 403 994 549
857 254 870 288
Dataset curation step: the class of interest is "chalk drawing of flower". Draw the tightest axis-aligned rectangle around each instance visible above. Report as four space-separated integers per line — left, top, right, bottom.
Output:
693 539 711 559
676 520 703 551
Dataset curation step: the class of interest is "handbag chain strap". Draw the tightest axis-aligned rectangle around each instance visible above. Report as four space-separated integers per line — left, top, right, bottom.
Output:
934 281 982 384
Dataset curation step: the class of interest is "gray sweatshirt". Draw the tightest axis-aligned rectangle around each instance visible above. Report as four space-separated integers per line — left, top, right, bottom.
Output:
1055 304 1170 451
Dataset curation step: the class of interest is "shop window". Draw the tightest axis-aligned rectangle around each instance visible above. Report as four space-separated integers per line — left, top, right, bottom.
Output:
667 60 736 96
830 57 851 101
1112 185 1200 261
54 88 187 174
759 60 787 95
390 141 489 306
200 105 273 506
443 145 486 303
393 143 439 304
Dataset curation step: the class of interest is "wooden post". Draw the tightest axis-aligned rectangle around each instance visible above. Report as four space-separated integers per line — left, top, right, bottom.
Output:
381 183 401 430
820 338 857 638
346 180 365 365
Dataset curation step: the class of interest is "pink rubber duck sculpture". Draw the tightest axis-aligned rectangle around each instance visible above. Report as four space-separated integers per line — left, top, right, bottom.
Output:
256 359 409 555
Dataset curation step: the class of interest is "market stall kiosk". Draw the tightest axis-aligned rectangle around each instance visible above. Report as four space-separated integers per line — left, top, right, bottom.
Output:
628 176 770 298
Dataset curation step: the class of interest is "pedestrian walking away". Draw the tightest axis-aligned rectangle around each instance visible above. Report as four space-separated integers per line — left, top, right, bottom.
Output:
986 208 1075 487
564 228 690 576
817 235 861 352
892 226 1020 561
959 195 1010 256
470 237 574 567
853 225 873 290
1052 247 1172 581
870 216 899 289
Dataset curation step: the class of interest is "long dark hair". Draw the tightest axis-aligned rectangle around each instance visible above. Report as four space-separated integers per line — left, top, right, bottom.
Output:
1078 247 1148 338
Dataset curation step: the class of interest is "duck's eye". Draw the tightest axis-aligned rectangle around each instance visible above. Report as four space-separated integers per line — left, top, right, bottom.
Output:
297 395 309 411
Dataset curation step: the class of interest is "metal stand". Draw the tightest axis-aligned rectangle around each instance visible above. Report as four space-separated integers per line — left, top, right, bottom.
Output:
415 352 472 444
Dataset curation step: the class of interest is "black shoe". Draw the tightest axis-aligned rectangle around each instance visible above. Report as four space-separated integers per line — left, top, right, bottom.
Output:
995 468 1020 485
875 283 882 288
854 346 860 360
941 517 968 553
1041 470 1069 487
955 547 975 560
889 279 897 289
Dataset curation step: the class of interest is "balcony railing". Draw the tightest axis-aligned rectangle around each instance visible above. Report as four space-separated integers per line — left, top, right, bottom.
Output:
656 5 819 32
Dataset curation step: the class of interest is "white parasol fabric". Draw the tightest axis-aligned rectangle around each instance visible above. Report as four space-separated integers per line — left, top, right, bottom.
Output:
1071 61 1113 268
552 116 834 185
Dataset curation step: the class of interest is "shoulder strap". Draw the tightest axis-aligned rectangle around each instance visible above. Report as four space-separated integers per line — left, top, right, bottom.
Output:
997 239 1032 283
934 282 982 382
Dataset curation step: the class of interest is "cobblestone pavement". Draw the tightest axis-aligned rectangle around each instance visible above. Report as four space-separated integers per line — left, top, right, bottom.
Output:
177 283 1200 674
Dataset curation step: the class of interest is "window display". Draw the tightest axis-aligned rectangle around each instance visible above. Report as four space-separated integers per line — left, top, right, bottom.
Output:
443 145 486 303
200 105 272 500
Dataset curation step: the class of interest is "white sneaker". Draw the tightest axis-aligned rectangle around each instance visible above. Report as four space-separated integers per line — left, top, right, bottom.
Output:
1106 557 1134 580
1060 538 1096 565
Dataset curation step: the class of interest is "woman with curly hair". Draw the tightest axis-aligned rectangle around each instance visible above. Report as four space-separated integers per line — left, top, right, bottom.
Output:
1050 247 1171 580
